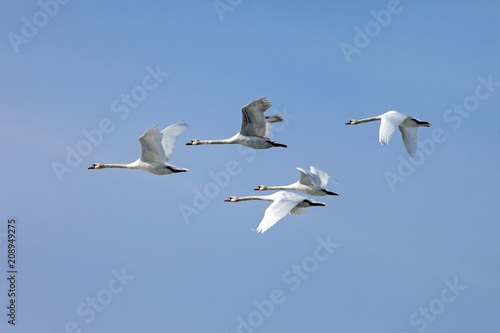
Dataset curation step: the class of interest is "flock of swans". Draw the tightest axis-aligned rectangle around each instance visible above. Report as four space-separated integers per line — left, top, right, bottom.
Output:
89 97 431 233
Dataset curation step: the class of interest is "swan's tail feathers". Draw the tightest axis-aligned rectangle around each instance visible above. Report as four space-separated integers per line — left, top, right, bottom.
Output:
265 114 284 124
413 118 431 127
321 189 339 196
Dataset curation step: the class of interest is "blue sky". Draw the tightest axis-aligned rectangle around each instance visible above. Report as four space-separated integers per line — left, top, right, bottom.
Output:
1 1 500 332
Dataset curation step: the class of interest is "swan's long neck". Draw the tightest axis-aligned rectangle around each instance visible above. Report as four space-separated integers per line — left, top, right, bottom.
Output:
235 195 273 202
353 116 381 124
197 139 235 145
262 184 295 191
100 163 134 169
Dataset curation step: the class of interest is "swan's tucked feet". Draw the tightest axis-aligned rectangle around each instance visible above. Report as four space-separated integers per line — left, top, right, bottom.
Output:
166 166 188 173
269 140 287 148
321 189 339 196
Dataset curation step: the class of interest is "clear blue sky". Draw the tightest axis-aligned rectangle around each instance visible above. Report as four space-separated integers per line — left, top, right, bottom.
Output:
1 1 500 332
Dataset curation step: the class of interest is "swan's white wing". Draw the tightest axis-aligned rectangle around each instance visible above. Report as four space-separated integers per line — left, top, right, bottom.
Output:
379 112 409 145
297 168 317 187
160 121 188 162
290 206 310 216
265 122 272 138
309 166 335 187
240 97 271 137
264 114 283 137
139 125 165 164
399 126 418 157
256 197 300 233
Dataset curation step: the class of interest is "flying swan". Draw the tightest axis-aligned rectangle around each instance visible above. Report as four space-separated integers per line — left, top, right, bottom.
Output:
224 191 326 233
254 166 339 196
345 111 431 157
88 121 189 175
186 97 287 149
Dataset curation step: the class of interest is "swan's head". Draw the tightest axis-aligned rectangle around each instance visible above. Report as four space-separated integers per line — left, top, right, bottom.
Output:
224 196 239 202
88 163 103 169
345 120 357 125
186 139 200 145
254 185 267 191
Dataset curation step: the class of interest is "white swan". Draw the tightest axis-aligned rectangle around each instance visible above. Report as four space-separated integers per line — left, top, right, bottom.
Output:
255 166 339 196
88 121 189 175
345 111 431 157
186 97 287 149
224 191 326 233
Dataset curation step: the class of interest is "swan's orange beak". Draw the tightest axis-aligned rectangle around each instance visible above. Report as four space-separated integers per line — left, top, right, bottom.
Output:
88 165 95 169
345 121 352 125
186 141 193 145
254 187 260 191
224 198 231 202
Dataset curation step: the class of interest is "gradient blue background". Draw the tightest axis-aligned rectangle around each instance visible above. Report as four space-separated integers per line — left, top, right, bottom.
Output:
1 1 499 332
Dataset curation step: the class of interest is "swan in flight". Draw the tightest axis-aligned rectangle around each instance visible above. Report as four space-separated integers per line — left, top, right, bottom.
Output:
224 191 326 233
186 97 287 149
255 166 339 196
345 111 431 157
88 121 189 175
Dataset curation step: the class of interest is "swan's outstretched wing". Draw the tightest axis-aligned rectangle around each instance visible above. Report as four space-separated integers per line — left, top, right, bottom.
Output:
139 125 165 164
309 166 335 187
160 121 188 162
290 206 310 216
256 197 301 233
379 111 409 145
399 126 418 157
240 97 271 137
297 168 317 187
264 114 283 137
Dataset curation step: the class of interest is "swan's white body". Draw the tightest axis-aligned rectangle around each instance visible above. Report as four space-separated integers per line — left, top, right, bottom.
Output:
224 191 326 233
186 97 287 149
88 121 189 175
255 166 339 196
346 111 431 157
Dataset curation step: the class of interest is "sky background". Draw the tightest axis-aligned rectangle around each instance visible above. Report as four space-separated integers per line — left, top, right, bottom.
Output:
1 1 500 332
